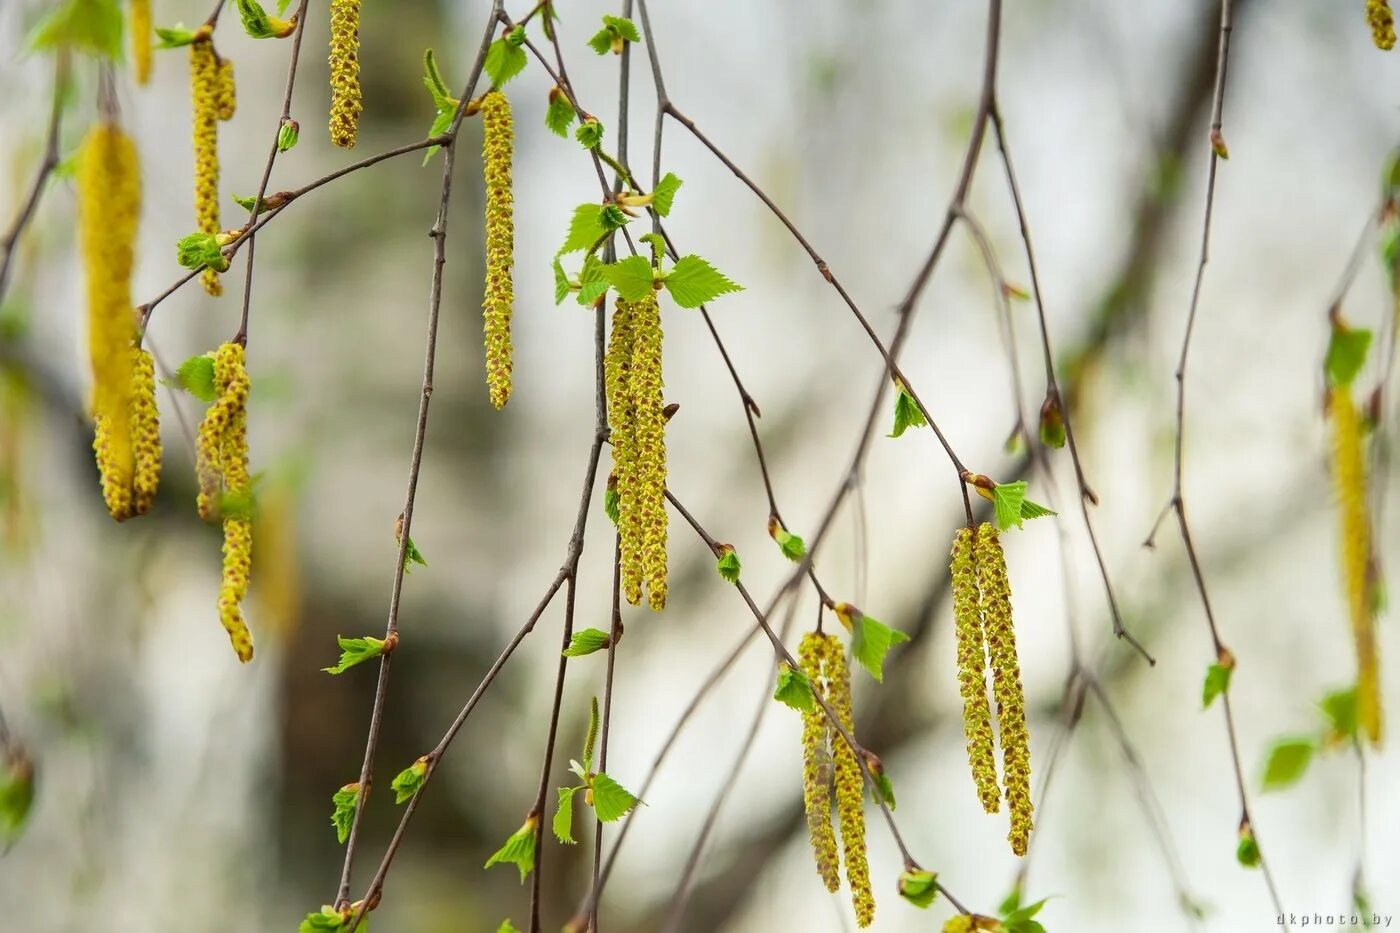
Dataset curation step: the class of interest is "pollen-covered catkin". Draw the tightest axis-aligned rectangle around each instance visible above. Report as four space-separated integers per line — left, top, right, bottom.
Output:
328 0 362 148
798 632 840 893
190 35 222 296
1368 0 1397 50
1331 388 1382 744
78 123 142 522
480 90 514 409
629 292 668 610
607 298 643 605
825 635 873 928
131 0 153 85
951 526 999 814
975 522 1033 857
130 348 161 516
215 57 237 121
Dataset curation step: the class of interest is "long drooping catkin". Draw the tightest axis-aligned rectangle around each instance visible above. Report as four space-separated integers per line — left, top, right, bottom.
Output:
1331 388 1381 744
951 526 999 813
629 293 668 610
190 35 222 296
606 298 642 604
825 635 873 928
798 632 840 892
328 0 362 148
78 123 141 521
130 349 161 516
974 523 1033 857
131 0 153 85
1368 0 1397 49
480 90 514 409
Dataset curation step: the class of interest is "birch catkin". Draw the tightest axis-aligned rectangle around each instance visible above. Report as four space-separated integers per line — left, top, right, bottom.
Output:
630 293 668 610
131 0 153 85
130 348 162 517
975 523 1033 856
1331 388 1382 744
78 123 142 521
825 635 873 928
1368 0 1397 49
215 57 237 122
606 298 642 605
798 632 840 893
190 34 223 296
480 90 514 409
951 526 999 813
328 0 363 148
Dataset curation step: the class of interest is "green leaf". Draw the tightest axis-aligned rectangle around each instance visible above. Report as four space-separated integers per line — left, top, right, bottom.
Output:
603 256 656 302
497 922 521 933
176 232 230 273
773 528 805 562
553 786 580 843
403 535 428 572
1202 663 1232 709
850 613 909 682
330 783 360 844
603 485 620 523
651 172 683 217
390 756 429 804
545 91 576 138
559 204 608 256
484 818 538 882
575 119 605 150
299 906 350 933
167 354 217 403
662 255 743 309
154 25 200 49
553 258 572 305
278 119 300 152
1261 737 1315 791
562 628 611 658
600 205 630 231
423 106 456 165
589 772 639 822
997 884 1023 918
1326 325 1373 389
1236 828 1260 868
1019 498 1056 521
888 387 927 438
716 548 741 584
582 696 602 771
992 481 1028 530
0 755 35 845
1003 897 1049 924
218 485 258 520
1039 395 1066 448
484 38 527 88
577 255 610 305
28 0 124 59
871 768 896 809
587 27 615 56
505 24 526 48
235 0 293 38
322 635 389 675
604 16 641 43
772 664 815 712
1319 687 1359 742
898 868 939 909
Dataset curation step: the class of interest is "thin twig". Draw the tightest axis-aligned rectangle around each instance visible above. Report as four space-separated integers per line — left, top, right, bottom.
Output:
0 54 67 308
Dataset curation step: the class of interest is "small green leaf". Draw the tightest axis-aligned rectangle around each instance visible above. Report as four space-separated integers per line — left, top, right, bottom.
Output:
1003 897 1049 924
603 16 641 43
871 768 896 809
582 696 602 771
553 786 580 844
484 817 538 882
545 90 576 138
176 232 230 273
1019 498 1056 521
562 628 611 658
773 529 805 562
898 868 939 909
1039 395 1066 448
575 119 605 150
167 354 217 402
322 635 389 675
1326 324 1372 389
390 756 430 804
234 0 294 39
603 485 620 523
505 24 526 48
589 772 639 822
992 481 1028 530
403 536 428 572
850 613 909 682
651 172 683 217
0 754 35 845
559 204 608 256
1202 663 1232 709
577 255 610 305
997 884 1024 918
330 783 360 844
553 258 572 305
888 387 927 438
1261 737 1315 790
28 0 124 59
1236 827 1260 868
716 547 741 584
497 921 521 933
587 27 615 56
298 906 351 933
484 37 527 88
154 25 200 49
1319 687 1359 742
603 255 656 302
662 255 743 309
232 194 265 213
772 663 815 712
277 119 300 152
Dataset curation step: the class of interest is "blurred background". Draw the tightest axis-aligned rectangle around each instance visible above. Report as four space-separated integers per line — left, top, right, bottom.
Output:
1 0 1397 930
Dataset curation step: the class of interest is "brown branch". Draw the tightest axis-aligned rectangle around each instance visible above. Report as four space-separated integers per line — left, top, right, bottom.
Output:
0 54 66 309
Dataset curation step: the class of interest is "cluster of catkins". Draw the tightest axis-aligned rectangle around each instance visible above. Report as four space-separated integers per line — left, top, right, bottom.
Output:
799 632 874 927
78 123 161 522
196 344 255 663
1368 0 1397 49
479 90 515 409
606 293 669 610
189 27 235 296
950 523 1033 856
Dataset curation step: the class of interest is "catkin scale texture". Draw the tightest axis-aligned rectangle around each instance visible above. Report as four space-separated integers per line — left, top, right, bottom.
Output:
190 37 222 296
130 349 161 516
825 635 873 927
629 294 668 610
798 633 840 892
481 91 514 409
1368 0 1397 49
1332 389 1382 744
951 526 999 813
606 299 642 605
329 0 363 148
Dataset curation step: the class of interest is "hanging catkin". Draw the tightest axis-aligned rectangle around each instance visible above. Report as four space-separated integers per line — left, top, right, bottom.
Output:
131 0 153 85
1331 388 1382 744
974 522 1033 857
190 33 222 296
629 293 668 610
215 57 237 121
951 526 999 813
480 90 514 409
798 632 840 893
606 298 642 604
825 635 873 928
130 348 162 516
78 123 142 521
328 0 362 148
1368 0 1397 49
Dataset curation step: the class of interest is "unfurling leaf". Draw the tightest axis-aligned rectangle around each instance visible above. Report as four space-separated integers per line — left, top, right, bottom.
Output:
772 663 815 712
716 545 741 584
1236 824 1260 868
1261 736 1315 790
402 535 428 572
1202 662 1232 709
553 786 580 843
848 610 909 682
390 756 430 804
153 25 201 50
484 37 527 88
330 783 360 844
484 817 538 882
167 354 217 402
898 868 939 909
1319 687 1359 744
545 88 576 137
234 0 296 39
563 628 612 657
176 232 231 273
651 172 683 217
1325 322 1372 389
888 385 927 438
589 772 640 822
322 635 389 674
662 255 742 308
575 119 605 150
1038 394 1066 448
602 255 656 302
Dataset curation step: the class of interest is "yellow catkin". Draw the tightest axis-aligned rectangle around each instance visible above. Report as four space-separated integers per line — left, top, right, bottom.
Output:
481 91 514 409
629 292 668 610
190 36 222 296
975 523 1033 857
131 0 152 85
798 632 840 892
1332 389 1382 744
1368 0 1397 49
951 526 999 814
78 123 141 522
130 348 161 516
328 0 362 148
607 298 643 605
825 635 873 928
215 57 237 121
